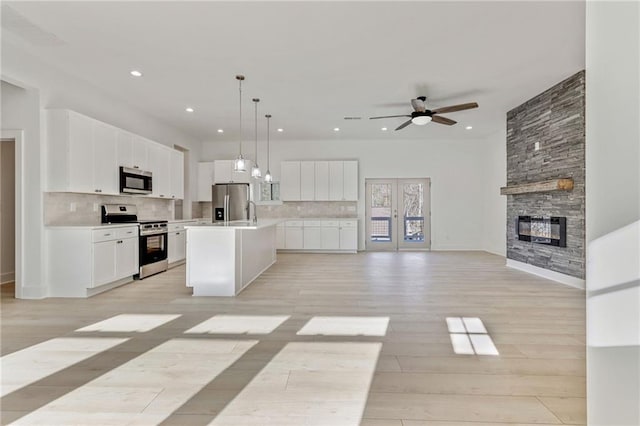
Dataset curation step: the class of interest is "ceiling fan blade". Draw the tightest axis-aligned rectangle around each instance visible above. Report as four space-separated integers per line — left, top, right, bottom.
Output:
369 115 411 120
431 115 457 126
395 119 413 131
431 102 478 114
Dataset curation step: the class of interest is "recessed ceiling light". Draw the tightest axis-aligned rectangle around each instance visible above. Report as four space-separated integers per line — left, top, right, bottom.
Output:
217 129 224 133
333 127 340 132
465 126 473 130
130 70 143 77
277 128 284 132
185 107 194 113
381 127 388 131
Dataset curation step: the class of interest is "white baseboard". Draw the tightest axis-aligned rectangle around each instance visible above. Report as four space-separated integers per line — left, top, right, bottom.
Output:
506 259 585 290
1 271 15 284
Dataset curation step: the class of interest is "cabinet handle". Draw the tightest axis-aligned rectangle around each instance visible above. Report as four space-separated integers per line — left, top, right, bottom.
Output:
160 195 165 198
126 231 133 234
133 165 139 169
172 195 175 199
104 233 112 237
95 189 102 193
117 240 123 244
176 232 180 235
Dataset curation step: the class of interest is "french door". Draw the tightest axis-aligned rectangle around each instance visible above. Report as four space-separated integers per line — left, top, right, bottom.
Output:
365 178 431 251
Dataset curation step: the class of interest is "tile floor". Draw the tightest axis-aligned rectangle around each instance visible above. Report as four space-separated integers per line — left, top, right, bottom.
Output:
1 251 586 425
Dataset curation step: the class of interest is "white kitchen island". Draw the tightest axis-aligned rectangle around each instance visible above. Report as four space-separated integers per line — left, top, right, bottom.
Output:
184 219 280 296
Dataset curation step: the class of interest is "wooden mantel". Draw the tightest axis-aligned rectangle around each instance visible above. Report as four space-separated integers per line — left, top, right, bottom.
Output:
500 178 574 195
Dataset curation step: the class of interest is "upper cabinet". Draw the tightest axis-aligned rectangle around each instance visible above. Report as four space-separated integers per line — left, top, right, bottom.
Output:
280 161 301 201
280 160 358 202
213 160 251 184
47 109 185 199
47 109 118 195
197 162 215 201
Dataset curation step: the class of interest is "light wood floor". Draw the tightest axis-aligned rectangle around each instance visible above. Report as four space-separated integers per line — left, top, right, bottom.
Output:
0 252 586 425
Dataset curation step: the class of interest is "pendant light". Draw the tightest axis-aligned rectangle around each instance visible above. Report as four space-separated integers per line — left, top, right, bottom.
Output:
251 98 262 178
234 75 246 172
264 114 273 183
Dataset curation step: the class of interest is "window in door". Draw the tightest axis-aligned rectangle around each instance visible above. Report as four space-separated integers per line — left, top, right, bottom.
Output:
365 178 430 251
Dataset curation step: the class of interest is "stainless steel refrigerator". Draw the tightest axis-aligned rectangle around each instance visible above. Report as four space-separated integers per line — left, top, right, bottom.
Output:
211 183 250 222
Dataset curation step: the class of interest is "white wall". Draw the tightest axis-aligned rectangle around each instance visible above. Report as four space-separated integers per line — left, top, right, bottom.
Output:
0 140 16 283
481 124 507 256
585 1 640 425
202 136 497 251
0 81 43 298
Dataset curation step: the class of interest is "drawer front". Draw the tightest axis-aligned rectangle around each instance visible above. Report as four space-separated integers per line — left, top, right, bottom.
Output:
340 220 358 228
321 220 339 227
169 223 185 232
303 220 322 227
92 229 119 243
286 220 304 227
116 227 138 239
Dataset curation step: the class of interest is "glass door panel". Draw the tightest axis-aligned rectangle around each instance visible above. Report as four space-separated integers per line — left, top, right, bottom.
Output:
366 178 430 251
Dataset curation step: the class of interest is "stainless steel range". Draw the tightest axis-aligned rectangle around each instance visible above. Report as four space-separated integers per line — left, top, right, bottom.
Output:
101 204 168 279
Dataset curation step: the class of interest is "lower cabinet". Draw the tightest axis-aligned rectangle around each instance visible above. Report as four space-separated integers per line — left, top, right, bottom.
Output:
168 221 194 265
277 219 357 252
47 226 139 297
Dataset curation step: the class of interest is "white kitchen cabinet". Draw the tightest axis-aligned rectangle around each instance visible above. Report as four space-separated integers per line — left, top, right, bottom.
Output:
339 219 358 251
93 122 118 195
214 160 251 183
280 161 301 201
300 161 315 201
321 220 340 249
170 149 184 199
197 162 215 201
168 231 186 264
328 161 358 201
315 161 329 201
47 110 118 195
117 130 134 168
148 143 172 198
276 224 285 249
92 240 117 287
284 221 304 249
47 225 139 297
303 220 322 249
343 161 358 201
131 136 149 171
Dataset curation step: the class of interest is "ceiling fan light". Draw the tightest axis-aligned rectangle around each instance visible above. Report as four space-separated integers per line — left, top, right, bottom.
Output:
411 115 432 125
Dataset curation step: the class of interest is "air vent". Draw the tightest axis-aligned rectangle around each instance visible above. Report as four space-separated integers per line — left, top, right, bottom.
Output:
2 5 66 47
343 116 362 120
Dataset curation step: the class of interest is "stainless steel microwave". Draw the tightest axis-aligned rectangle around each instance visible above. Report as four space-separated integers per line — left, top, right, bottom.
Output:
119 166 152 194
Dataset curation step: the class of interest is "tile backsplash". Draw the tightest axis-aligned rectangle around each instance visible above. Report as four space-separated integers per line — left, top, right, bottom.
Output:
45 192 174 225
199 201 358 221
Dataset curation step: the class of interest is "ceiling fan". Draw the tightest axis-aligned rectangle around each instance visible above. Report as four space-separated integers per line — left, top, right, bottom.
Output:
370 96 478 130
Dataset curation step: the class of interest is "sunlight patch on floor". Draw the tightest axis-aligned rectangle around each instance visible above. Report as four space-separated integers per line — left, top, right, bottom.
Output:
11 339 258 425
184 315 290 334
75 314 182 332
1 337 128 397
209 342 382 425
296 316 389 336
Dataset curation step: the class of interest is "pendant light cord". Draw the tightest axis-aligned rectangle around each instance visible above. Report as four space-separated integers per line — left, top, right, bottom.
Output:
237 76 244 156
253 98 259 164
266 114 271 170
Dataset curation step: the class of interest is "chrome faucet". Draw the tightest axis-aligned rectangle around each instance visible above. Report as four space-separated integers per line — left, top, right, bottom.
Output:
248 201 258 224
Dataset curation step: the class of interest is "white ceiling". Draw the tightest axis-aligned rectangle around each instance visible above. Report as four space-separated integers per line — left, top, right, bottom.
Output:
2 1 585 142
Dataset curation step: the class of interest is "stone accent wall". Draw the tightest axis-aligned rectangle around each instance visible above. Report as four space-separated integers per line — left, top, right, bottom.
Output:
506 71 585 279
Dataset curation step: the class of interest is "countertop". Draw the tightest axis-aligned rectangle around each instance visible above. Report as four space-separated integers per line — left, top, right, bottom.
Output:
185 219 282 230
46 223 140 230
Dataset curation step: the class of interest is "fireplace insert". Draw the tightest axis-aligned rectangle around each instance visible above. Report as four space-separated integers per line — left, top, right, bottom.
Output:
517 216 566 247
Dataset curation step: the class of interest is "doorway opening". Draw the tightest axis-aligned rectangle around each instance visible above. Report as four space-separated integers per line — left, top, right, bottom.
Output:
1 138 16 297
365 178 431 251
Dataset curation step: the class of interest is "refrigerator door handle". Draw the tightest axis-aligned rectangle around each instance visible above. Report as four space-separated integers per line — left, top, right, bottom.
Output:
224 194 229 222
